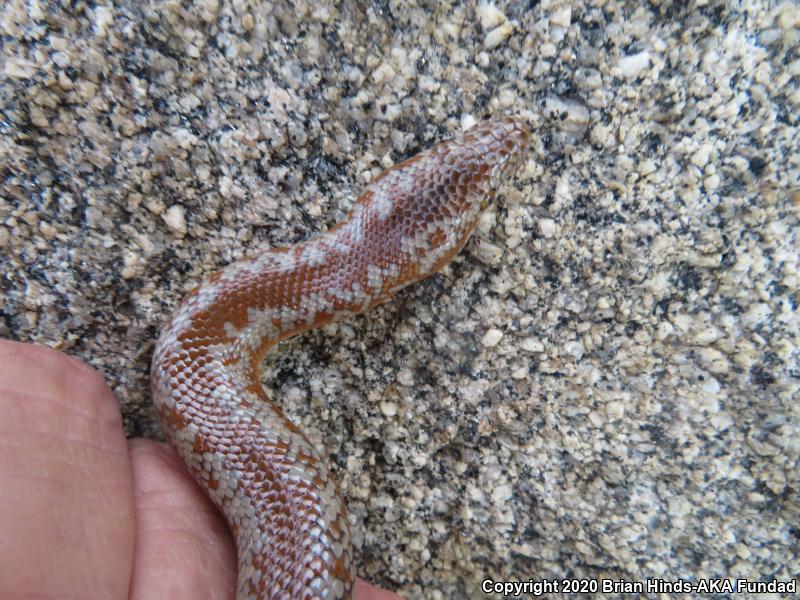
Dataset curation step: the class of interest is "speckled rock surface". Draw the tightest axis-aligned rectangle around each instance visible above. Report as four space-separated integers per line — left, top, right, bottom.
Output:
2 1 798 598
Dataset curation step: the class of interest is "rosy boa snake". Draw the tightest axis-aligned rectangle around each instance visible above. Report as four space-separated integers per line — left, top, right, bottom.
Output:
151 117 530 599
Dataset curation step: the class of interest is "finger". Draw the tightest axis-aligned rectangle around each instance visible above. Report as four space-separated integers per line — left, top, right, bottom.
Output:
0 340 134 599
128 438 237 600
356 577 406 599
129 440 404 600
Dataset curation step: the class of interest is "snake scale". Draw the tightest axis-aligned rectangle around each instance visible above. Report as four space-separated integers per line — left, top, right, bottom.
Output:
151 117 530 599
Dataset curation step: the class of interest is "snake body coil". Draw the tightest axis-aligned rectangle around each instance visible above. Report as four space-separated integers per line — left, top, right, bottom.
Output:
151 117 530 599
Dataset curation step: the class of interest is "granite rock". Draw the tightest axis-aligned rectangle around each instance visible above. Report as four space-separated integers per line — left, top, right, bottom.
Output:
1 1 798 597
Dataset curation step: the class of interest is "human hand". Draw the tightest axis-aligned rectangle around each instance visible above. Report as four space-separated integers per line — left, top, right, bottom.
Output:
0 340 400 599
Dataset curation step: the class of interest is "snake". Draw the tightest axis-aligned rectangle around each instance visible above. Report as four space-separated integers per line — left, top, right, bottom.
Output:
150 117 530 599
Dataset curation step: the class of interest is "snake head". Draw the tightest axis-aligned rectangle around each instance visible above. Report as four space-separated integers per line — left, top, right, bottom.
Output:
352 117 530 283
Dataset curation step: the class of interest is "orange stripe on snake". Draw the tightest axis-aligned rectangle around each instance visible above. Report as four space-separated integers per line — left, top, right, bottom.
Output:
151 117 530 599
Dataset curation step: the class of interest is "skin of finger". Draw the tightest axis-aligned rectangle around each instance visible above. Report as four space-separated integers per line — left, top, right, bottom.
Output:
355 578 406 600
129 438 405 600
128 437 238 600
0 340 135 599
